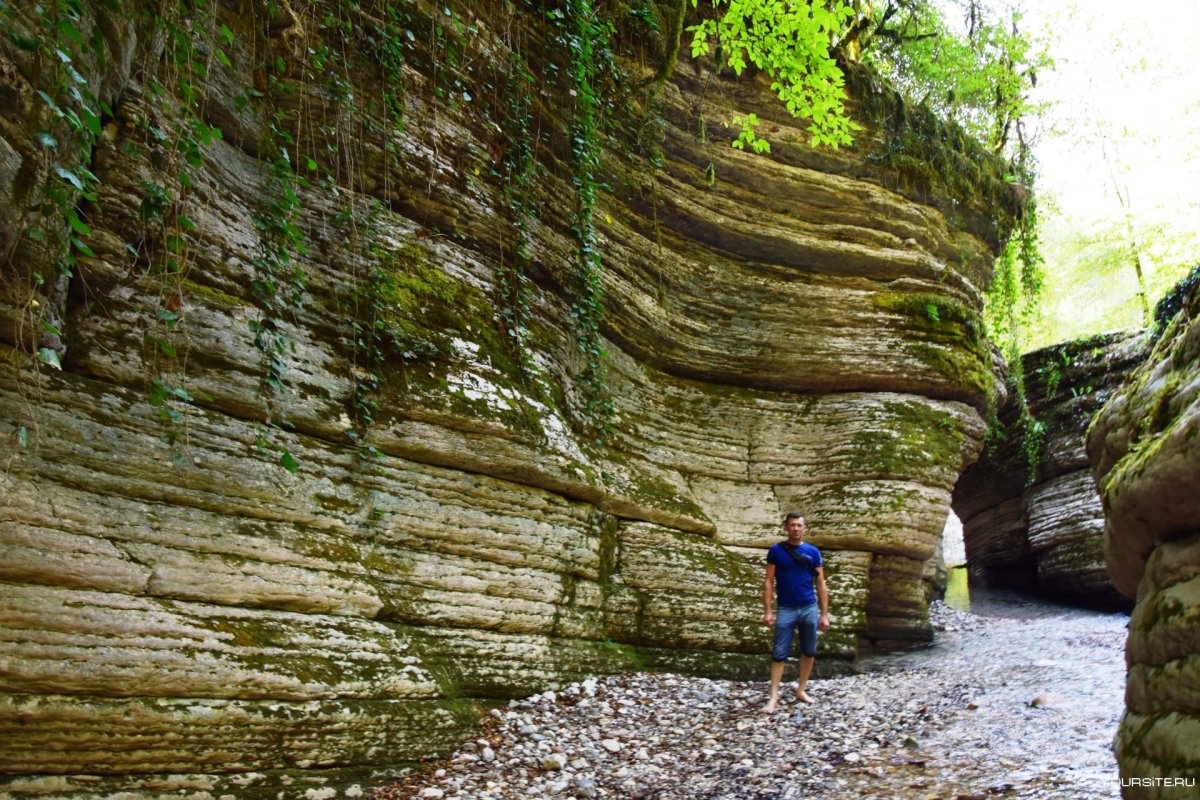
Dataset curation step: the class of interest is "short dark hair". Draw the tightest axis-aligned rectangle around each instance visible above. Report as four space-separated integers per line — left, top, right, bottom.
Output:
783 511 805 523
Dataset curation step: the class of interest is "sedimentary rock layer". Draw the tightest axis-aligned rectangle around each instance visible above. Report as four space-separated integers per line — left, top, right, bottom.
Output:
0 0 1014 794
1089 277 1200 795
953 331 1146 608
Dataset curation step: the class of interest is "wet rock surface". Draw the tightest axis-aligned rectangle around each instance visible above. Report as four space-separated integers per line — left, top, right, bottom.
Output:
377 595 1127 799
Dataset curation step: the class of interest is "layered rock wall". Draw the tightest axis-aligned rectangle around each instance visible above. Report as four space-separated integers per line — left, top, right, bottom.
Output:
1089 275 1200 796
0 1 1015 795
953 331 1147 608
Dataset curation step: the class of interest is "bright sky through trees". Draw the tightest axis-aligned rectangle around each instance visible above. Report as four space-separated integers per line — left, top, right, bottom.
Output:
1022 0 1200 347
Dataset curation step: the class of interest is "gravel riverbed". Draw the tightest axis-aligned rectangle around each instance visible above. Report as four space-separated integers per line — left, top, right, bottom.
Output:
375 597 1128 800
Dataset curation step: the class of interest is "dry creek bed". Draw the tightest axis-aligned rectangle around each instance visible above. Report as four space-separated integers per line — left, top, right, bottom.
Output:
376 596 1128 800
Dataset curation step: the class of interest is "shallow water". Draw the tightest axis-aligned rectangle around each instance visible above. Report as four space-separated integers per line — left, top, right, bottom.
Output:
841 590 1129 799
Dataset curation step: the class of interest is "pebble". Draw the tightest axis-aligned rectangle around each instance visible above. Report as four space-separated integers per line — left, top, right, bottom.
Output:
374 600 1127 800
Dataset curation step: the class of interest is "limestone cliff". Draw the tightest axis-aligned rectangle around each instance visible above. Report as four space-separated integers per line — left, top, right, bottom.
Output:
0 0 1017 795
1088 270 1200 796
953 331 1147 609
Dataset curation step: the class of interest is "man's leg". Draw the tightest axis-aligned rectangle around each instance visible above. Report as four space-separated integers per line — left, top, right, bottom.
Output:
795 655 815 703
762 607 798 714
762 659 787 714
795 604 819 703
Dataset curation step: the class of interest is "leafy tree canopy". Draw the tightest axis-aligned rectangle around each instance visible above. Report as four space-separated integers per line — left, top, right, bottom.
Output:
687 0 860 150
686 0 1050 159
856 0 1051 158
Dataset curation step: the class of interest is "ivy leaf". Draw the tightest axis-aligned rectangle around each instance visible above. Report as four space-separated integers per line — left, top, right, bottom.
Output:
70 237 95 258
59 20 84 45
278 451 300 473
54 166 84 190
67 209 90 235
37 90 62 117
38 348 62 370
9 32 39 52
82 109 102 137
169 384 194 402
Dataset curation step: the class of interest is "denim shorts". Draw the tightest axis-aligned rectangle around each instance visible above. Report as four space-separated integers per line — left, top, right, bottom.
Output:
772 604 819 661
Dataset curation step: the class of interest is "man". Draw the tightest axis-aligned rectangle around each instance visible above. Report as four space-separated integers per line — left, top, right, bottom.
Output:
761 511 830 714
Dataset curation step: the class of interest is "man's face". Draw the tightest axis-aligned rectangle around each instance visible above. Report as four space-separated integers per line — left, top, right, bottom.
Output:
785 517 807 539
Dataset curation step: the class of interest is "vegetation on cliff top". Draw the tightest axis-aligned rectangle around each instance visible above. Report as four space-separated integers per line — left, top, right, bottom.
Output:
0 0 1045 470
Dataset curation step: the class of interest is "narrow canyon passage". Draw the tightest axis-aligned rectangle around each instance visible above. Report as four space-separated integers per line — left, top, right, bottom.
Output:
380 593 1128 800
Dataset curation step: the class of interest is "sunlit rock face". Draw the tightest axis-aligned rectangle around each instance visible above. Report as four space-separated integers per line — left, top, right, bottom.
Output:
953 331 1147 609
0 1 1016 795
1088 280 1200 796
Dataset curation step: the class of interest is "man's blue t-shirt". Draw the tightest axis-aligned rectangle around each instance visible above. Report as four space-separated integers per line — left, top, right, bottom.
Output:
767 541 822 607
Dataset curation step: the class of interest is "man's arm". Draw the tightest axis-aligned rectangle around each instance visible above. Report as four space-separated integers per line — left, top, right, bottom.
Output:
762 563 776 627
815 566 830 631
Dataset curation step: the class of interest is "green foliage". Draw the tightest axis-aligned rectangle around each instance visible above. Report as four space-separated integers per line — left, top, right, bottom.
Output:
985 176 1043 364
730 113 770 153
982 153 1043 474
558 0 617 441
372 2 414 131
133 0 229 459
496 50 539 371
1019 413 1045 484
688 0 860 148
1037 349 1069 400
2 0 222 459
1028 214 1200 349
245 9 313 472
1027 5 1200 353
861 0 1050 156
4 0 107 321
878 292 976 329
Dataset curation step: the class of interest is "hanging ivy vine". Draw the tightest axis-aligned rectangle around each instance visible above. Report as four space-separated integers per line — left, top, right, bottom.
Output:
555 0 618 441
495 48 538 372
3 0 108 377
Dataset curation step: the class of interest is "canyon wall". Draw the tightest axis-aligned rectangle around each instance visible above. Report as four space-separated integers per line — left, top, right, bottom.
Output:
1089 270 1200 797
0 1 1017 796
953 331 1147 608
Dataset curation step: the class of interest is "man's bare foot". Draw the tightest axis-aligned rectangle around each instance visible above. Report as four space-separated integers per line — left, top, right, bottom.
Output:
761 697 779 714
795 690 814 704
